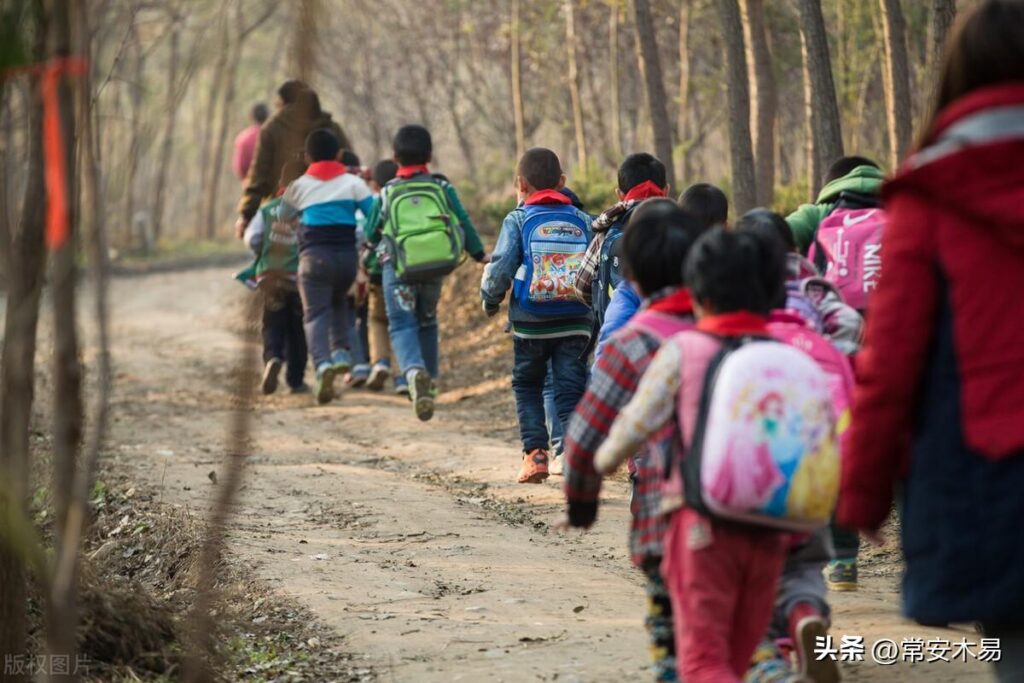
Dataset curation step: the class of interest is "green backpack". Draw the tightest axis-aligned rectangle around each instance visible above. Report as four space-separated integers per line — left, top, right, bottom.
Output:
382 178 465 283
252 197 298 283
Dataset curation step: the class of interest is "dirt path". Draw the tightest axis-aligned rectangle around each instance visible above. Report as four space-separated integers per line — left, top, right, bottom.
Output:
80 265 992 681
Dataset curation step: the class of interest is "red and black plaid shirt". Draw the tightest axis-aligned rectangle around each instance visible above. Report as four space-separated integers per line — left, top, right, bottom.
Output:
563 315 692 567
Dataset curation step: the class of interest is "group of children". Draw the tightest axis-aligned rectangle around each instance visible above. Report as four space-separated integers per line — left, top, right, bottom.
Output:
239 123 487 415
478 146 880 682
239 118 884 682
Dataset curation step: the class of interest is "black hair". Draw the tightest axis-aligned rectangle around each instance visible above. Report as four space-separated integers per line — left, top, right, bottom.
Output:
251 102 269 124
736 208 796 252
617 152 667 193
373 159 399 187
560 186 585 211
305 128 341 162
340 149 361 167
393 124 432 165
678 182 729 230
824 156 880 185
517 147 563 191
277 80 309 105
684 226 787 316
621 198 705 297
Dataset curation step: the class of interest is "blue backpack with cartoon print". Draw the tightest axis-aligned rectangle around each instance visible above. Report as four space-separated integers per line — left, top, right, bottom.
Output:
512 204 591 318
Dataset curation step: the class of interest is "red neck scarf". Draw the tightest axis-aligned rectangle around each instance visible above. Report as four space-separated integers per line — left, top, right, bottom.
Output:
647 288 694 316
396 163 430 178
525 189 572 205
306 160 347 181
697 311 769 336
623 180 667 202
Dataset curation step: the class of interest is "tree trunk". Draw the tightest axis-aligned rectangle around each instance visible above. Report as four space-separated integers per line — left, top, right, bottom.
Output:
293 0 318 84
510 0 526 159
195 14 228 238
632 0 675 189
608 1 622 160
152 12 181 241
716 0 757 214
0 26 47 676
800 30 819 201
203 27 243 240
927 0 956 89
740 0 776 207
795 0 843 197
122 22 143 248
879 0 912 169
564 0 587 170
677 0 692 181
46 0 84 673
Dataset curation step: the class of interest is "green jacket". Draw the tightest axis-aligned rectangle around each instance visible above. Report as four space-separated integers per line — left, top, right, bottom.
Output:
786 165 886 253
362 173 485 275
235 198 299 287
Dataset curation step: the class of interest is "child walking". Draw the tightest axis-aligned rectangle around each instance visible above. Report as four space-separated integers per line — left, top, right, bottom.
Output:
563 199 709 681
237 160 309 395
596 227 833 682
364 125 488 420
282 129 374 404
482 148 593 483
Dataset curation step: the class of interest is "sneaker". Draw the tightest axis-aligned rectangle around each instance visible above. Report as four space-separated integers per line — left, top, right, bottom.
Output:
314 363 336 404
367 360 391 391
549 453 565 476
825 558 858 592
744 641 795 683
261 358 283 395
330 349 353 375
517 449 549 484
289 383 311 395
347 363 371 387
793 613 840 683
394 376 410 396
408 369 435 422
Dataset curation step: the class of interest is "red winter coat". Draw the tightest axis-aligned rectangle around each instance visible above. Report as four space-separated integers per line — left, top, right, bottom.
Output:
839 83 1024 532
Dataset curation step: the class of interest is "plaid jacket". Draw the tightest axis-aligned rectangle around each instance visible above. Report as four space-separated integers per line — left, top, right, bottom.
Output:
563 313 693 566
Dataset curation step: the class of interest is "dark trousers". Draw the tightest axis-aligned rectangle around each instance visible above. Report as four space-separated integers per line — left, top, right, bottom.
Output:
297 245 358 368
262 287 307 389
831 522 860 561
511 335 589 453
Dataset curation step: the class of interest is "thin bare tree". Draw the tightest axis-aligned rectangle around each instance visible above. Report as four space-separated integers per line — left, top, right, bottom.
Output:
677 0 692 180
879 0 912 169
740 0 776 206
510 0 526 159
716 0 758 213
564 0 587 170
795 0 844 197
608 0 622 160
632 0 675 189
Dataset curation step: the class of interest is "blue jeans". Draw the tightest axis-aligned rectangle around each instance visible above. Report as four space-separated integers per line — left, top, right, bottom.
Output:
344 296 370 366
512 336 589 453
543 363 564 455
381 262 443 377
297 246 358 368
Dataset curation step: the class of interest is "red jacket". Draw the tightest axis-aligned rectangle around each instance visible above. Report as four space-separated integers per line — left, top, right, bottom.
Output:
838 83 1024 531
232 124 261 181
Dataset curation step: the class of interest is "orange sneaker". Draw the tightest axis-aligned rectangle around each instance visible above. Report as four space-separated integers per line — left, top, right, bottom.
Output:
518 449 550 484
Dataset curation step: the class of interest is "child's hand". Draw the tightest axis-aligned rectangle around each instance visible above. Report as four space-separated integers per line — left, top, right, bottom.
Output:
234 217 248 240
482 301 500 317
476 252 492 264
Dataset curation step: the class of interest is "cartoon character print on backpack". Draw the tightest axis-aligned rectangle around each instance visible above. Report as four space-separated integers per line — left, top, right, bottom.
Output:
513 204 591 318
680 335 839 532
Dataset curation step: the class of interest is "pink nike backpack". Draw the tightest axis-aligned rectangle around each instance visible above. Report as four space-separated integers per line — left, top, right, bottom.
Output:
808 192 887 311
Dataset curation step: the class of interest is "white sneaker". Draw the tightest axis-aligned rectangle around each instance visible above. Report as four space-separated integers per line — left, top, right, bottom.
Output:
408 369 435 422
549 454 565 476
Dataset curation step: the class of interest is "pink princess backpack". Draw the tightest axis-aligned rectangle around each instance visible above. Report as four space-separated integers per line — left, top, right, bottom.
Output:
664 332 840 532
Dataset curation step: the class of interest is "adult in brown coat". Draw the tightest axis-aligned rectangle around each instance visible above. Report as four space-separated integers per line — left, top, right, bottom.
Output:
234 80 352 238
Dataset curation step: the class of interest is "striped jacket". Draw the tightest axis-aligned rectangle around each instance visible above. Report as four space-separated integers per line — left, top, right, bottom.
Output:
282 161 374 250
563 306 694 566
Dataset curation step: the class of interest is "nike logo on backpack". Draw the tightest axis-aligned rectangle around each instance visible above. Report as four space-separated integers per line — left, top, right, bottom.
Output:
842 211 875 227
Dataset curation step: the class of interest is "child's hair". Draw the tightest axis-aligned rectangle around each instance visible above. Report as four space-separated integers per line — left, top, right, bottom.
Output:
393 124 432 165
340 149 361 167
684 226 787 316
277 80 309 105
617 152 666 193
373 159 399 187
251 102 269 125
823 156 880 185
305 128 341 162
279 160 308 189
678 182 729 230
736 208 796 252
517 147 563 191
621 198 705 297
